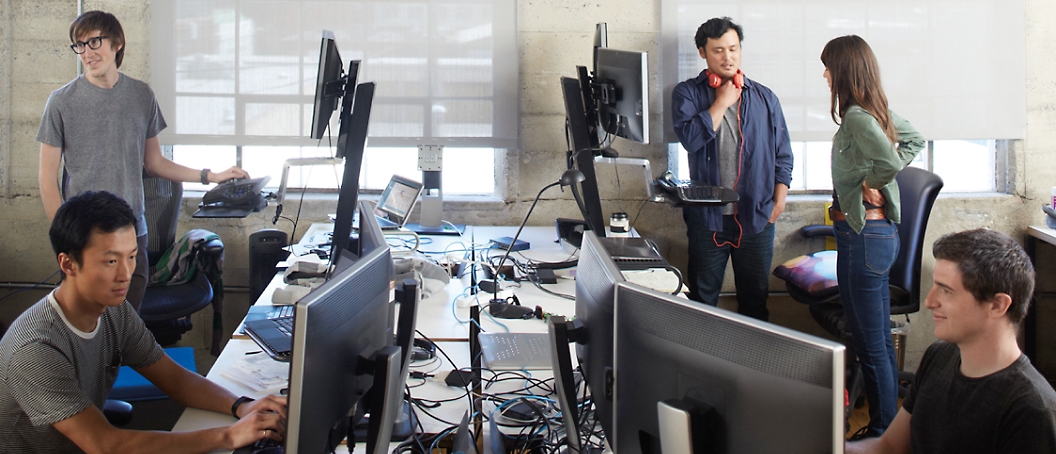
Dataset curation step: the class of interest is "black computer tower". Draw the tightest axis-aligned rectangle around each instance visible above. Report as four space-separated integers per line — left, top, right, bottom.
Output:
248 229 289 303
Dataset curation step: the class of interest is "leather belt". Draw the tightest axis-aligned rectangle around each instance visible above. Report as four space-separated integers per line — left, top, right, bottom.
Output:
829 206 886 222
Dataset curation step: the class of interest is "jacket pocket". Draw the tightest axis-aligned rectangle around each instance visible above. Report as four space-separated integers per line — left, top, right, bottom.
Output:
832 136 860 172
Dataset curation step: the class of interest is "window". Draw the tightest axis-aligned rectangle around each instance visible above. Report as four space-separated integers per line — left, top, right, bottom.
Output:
150 0 516 194
661 0 1025 194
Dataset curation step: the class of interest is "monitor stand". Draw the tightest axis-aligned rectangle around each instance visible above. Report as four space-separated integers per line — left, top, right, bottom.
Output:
352 399 418 443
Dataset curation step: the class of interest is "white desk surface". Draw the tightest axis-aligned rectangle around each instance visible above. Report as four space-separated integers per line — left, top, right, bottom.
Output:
173 338 572 452
259 224 581 341
177 224 581 451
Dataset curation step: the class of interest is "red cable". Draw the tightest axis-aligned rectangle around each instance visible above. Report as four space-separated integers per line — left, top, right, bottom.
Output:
713 94 745 249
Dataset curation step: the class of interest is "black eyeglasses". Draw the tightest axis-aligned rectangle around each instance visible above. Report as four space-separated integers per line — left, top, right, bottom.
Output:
70 36 107 54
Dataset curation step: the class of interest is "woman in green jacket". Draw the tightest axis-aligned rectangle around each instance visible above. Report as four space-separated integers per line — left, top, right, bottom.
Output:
821 35 925 440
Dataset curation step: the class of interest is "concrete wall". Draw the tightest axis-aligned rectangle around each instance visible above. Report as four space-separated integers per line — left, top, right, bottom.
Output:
2 0 1056 375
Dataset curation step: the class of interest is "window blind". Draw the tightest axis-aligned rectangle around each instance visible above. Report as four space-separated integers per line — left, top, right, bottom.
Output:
150 0 518 149
660 0 1026 142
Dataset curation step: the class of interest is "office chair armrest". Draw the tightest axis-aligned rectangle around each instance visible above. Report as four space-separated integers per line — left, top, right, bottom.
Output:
103 399 133 426
799 224 835 238
197 237 225 259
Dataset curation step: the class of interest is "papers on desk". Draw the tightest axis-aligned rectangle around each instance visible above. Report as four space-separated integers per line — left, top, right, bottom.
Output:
220 353 289 394
622 268 682 294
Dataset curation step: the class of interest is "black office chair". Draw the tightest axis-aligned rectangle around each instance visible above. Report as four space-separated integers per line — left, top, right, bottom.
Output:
774 166 943 415
139 175 224 348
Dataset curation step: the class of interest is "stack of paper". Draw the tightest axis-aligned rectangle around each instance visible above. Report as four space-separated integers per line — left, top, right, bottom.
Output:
622 268 683 294
220 353 289 394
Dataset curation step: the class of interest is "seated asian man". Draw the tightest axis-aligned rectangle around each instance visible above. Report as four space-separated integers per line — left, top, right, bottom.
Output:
847 228 1056 453
0 190 286 453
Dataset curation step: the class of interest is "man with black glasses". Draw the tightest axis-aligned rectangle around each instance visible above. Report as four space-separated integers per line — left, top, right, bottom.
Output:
36 10 249 311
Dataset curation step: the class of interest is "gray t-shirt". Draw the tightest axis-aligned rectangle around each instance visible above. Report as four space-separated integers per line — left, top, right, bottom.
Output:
715 104 741 215
36 73 167 235
0 292 164 452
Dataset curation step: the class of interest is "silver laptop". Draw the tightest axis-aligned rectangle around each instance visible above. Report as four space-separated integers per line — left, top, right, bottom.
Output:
373 175 424 230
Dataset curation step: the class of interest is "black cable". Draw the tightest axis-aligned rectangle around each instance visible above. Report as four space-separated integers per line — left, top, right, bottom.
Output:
614 159 627 214
630 196 650 232
527 274 575 301
663 264 685 295
0 270 61 304
416 329 476 412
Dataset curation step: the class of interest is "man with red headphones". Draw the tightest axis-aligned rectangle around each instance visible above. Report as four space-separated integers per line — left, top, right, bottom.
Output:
671 16 793 321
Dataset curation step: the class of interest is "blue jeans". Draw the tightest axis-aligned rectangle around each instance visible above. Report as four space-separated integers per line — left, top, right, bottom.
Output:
835 219 899 434
684 213 774 321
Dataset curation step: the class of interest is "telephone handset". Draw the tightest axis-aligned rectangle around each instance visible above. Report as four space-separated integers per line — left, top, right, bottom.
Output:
1043 204 1056 229
202 176 271 208
706 69 744 89
655 171 679 190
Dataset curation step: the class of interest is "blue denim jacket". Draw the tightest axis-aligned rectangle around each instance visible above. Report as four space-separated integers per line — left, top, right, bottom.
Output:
672 70 793 235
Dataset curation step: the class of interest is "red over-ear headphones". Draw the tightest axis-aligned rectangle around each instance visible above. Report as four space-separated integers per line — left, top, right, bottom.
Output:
706 69 744 89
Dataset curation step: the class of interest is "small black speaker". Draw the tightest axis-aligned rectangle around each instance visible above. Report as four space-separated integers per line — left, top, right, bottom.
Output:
248 229 289 303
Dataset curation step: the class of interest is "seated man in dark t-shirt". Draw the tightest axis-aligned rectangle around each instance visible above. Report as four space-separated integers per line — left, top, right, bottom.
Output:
0 191 287 452
848 228 1056 453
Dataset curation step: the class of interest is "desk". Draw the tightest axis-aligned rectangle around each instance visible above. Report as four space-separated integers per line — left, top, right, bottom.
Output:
176 224 584 452
171 340 511 451
274 224 581 341
1025 225 1056 365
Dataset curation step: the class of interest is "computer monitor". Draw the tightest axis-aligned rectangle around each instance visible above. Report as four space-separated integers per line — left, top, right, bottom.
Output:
329 82 376 259
357 200 388 258
271 32 360 214
593 48 649 144
613 282 846 453
548 230 624 451
310 30 345 141
561 77 606 237
285 245 401 454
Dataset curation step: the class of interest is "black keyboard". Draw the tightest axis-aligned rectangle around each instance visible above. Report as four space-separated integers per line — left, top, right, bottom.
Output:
274 316 293 336
267 305 294 319
233 437 283 454
674 181 719 202
663 179 723 203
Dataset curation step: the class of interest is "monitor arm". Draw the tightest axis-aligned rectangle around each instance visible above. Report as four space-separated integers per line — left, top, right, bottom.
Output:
271 157 344 224
548 316 588 452
361 346 401 454
657 397 724 454
594 156 660 202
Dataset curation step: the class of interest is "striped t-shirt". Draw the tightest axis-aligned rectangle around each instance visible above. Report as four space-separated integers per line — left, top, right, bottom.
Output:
0 291 163 452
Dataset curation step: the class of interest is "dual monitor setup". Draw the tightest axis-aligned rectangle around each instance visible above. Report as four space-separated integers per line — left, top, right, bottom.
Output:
236 31 424 454
549 231 847 453
560 23 738 242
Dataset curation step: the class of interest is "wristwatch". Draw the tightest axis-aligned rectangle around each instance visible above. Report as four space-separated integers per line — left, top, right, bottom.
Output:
231 395 254 418
200 168 211 185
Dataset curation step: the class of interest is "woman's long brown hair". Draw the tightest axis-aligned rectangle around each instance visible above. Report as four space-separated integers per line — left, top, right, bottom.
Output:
821 35 897 144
